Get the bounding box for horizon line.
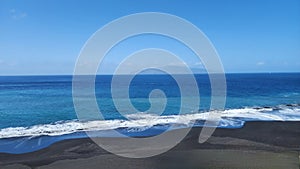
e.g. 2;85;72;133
0;72;300;77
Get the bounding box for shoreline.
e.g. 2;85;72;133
0;121;300;169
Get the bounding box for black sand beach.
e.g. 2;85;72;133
0;121;299;169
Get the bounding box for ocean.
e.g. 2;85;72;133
0;73;299;154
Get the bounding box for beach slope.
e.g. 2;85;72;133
0;121;300;169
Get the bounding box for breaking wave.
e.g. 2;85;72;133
0;104;299;139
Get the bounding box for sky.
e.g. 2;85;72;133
0;0;300;75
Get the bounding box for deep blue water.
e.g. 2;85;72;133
0;73;299;153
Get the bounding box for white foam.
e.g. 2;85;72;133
0;105;299;139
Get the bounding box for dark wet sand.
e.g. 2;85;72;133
0;121;300;169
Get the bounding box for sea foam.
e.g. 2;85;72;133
0;104;299;139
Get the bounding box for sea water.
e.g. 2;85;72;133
0;73;299;153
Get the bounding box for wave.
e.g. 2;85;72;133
0;104;299;139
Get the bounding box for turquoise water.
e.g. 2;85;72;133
0;73;299;153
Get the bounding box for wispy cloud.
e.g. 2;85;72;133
256;61;265;66
167;62;187;67
9;9;27;20
194;62;203;66
0;59;17;67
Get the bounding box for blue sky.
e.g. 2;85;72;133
0;0;300;75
